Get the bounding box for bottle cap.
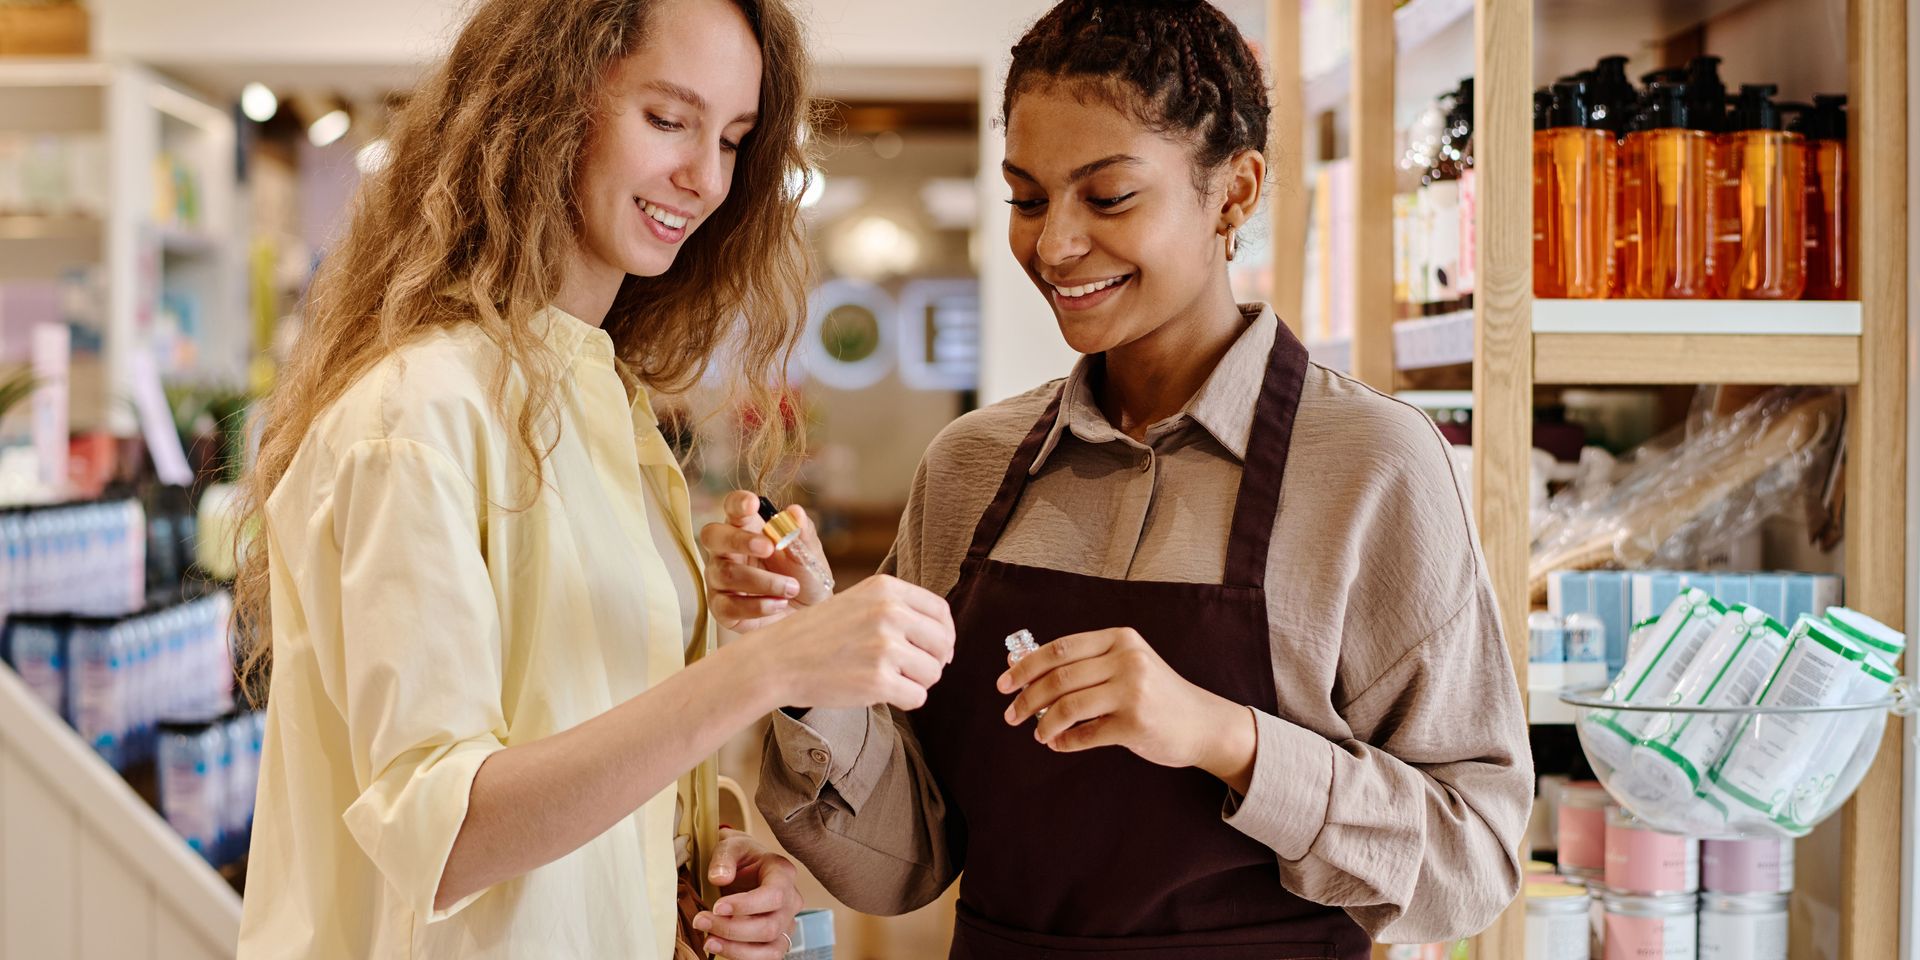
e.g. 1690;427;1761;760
1732;83;1785;132
1534;88;1554;131
1550;80;1596;129
1685;56;1729;132
1799;94;1848;141
758;496;801;549
1588;55;1635;133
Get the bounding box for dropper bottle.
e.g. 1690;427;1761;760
757;497;835;594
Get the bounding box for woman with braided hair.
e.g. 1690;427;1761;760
715;1;1532;955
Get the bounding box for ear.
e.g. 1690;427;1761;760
1216;148;1265;234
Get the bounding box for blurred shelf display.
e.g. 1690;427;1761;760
0;60;243;437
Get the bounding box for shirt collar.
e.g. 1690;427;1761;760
1028;303;1279;474
536;304;617;363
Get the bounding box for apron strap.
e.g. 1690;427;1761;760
1222;323;1309;589
963;385;1067;563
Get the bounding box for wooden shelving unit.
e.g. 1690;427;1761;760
1470;1;1908;958
1276;0;1908;957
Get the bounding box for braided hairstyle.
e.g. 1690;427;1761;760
1002;0;1270;197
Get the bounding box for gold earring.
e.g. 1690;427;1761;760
1224;227;1238;262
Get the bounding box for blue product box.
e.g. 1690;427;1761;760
1750;574;1790;626
1590;571;1629;675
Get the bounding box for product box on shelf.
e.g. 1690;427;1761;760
1549;569;1842;680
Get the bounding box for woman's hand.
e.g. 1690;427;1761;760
695;828;803;959
702;491;833;632
745;574;955;711
997;627;1258;792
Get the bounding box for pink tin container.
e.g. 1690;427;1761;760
1604;807;1699;896
1702;838;1794;895
1557;781;1611;881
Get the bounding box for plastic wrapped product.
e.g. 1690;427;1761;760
1704;616;1868;824
1582;589;1724;774
1772;653;1898;833
1824;606;1905;664
1625;605;1791;808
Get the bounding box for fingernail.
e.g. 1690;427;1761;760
694;915;712;932
717;902;734;916
1003;705;1017;724
995;673;1012;692
785;580;799;598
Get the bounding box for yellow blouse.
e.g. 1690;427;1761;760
238;307;716;959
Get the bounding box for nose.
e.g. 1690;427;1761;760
672;139;728;203
1035;206;1089;266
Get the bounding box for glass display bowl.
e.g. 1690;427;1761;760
1558;685;1903;839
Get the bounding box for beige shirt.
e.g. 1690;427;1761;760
239;308;711;959
758;305;1531;944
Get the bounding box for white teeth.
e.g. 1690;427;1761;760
640;201;689;230
1053;275;1127;298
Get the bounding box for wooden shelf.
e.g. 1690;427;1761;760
1534;332;1862;385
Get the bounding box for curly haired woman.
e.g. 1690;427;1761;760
232;1;956;956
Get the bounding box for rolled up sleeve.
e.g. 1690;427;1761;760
1238;590;1531;944
320;438;508;922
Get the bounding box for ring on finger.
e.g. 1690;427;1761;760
779;931;794;953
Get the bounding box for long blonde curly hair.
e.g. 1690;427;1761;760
232;0;814;696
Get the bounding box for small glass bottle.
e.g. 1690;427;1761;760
1625;84;1715;299
1535;80;1617;299
1797;94;1848;300
757;497;835;593
1725;85;1808;300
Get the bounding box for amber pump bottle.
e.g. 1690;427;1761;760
1532;88;1553;294
1535;81;1616;299
1588;56;1636;295
1624;84;1714;299
1724;85;1808;300
1795;95;1848;300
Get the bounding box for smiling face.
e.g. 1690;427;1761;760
1003;84;1234;356
573;0;763;284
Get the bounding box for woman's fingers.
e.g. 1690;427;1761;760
703;935;786;960
700;520;773;560
997;628;1125;693
1006;656;1115;726
710;558;799;599
1030;686;1122;743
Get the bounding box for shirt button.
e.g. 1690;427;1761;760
808;748;830;766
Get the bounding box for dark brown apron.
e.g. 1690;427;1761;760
912;323;1370;960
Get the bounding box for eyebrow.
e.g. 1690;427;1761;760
1002;154;1145;184
640;79;759;126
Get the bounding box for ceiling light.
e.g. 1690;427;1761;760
240;83;278;123
308;109;350;148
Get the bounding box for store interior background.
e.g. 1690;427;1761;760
0;0;1916;958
